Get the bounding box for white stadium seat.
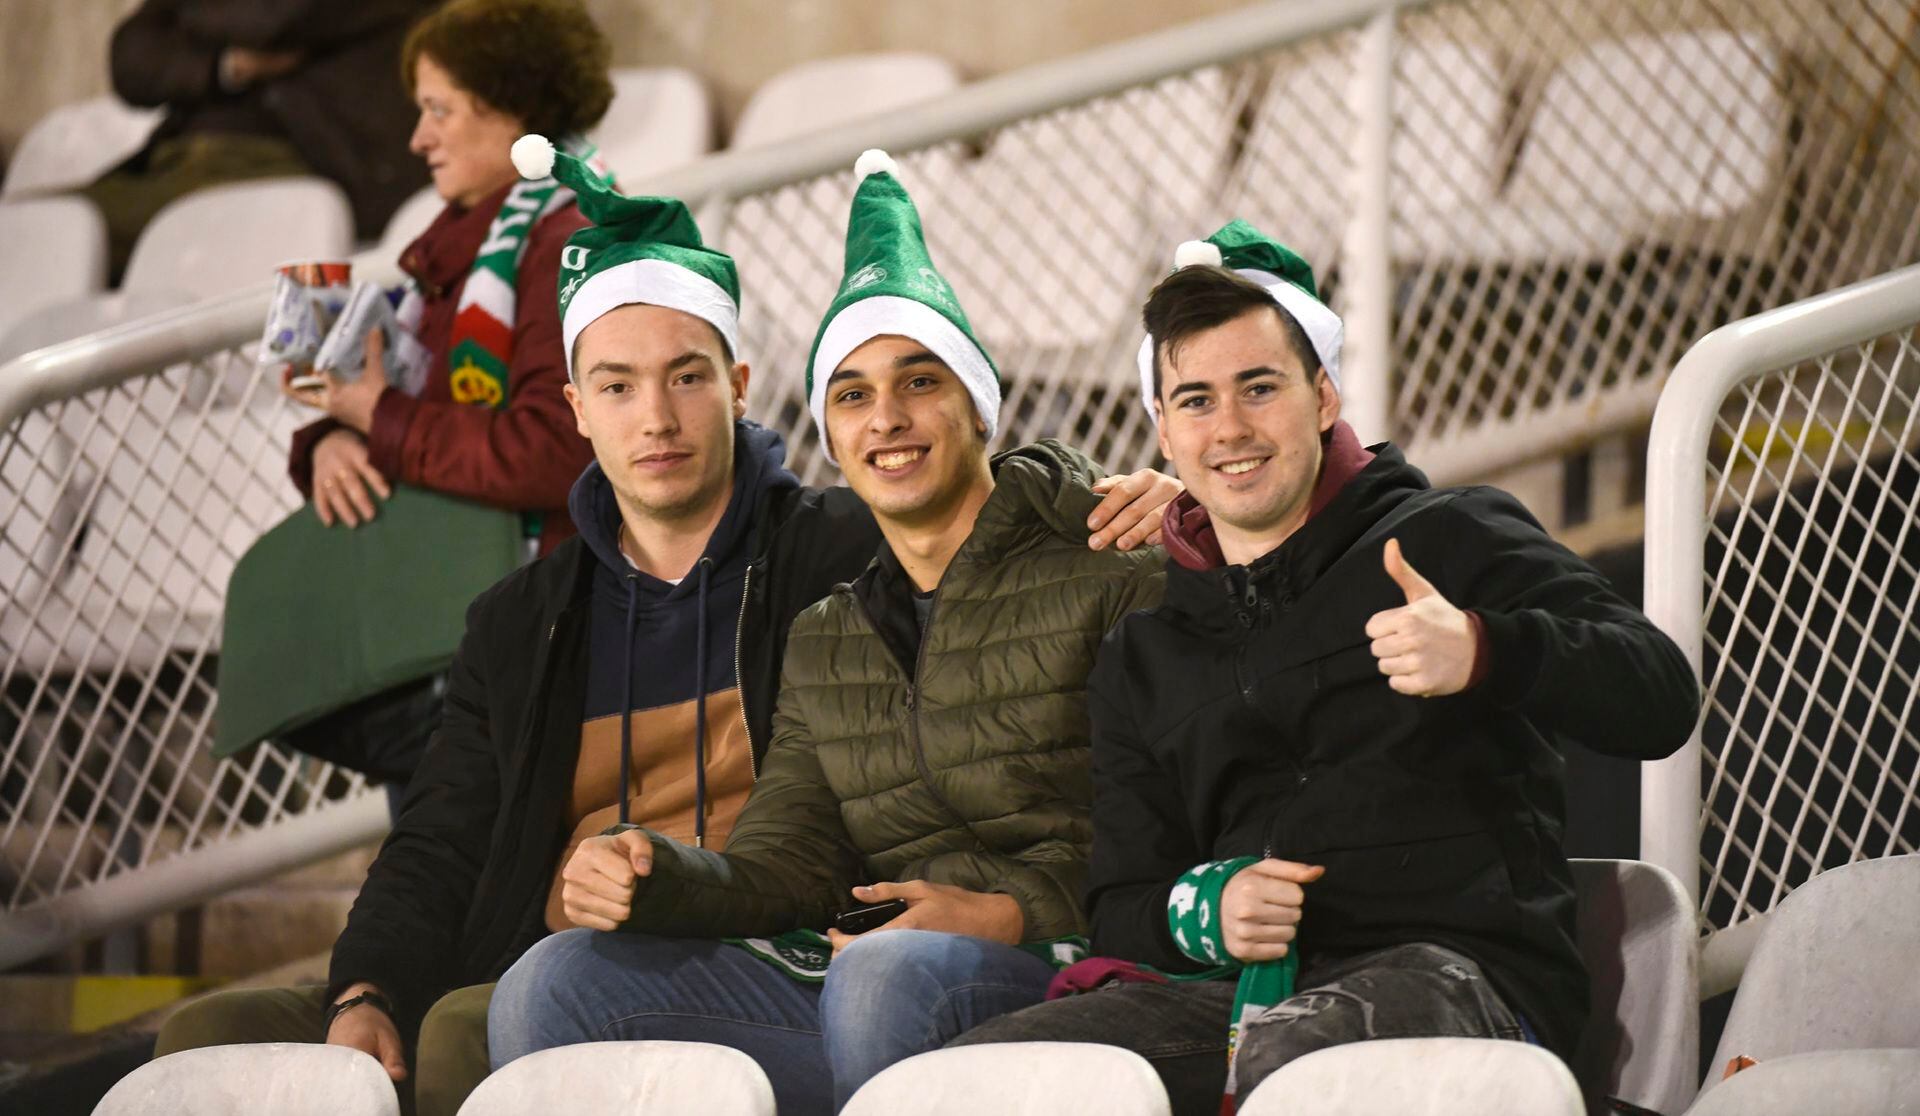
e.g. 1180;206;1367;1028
1569;858;1699;1116
1683;1049;1920;1116
730;53;961;150
459;1041;774;1116
594;67;714;186
92;1043;399;1116
1;95;161;200
122;177;356;302
718;53;964;377
939;66;1238;355
1477;31;1787;261
1237;1037;1583;1116
1703;856;1920;1085
364;186;446;268
841;1043;1171;1116
0;197;109;344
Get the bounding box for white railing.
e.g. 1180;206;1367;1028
1643;264;1920;995
5;0;1918;967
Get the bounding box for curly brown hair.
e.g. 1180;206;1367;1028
402;0;614;138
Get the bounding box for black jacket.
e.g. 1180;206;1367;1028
111;0;431;236
327;448;882;1037
1084;445;1697;1061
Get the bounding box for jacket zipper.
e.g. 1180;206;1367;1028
735;563;757;781
851;588;970;828
1230;573;1308;861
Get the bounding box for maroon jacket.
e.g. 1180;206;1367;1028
289;183;594;554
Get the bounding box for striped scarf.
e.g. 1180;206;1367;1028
1168;857;1300;1114
445;136;609;408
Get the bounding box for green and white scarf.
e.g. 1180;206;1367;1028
726;929;1090;984
442;135;609;409
1169;857;1300;1113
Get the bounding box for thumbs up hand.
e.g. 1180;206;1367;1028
1365;538;1477;697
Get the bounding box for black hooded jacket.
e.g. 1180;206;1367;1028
327;423;881;1036
1083;444;1698;1061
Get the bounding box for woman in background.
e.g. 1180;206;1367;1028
289;0;609;558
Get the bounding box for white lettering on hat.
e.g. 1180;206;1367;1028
916;267;950;304
562;245;591;271
847;263;888;291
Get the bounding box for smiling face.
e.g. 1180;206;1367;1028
823;334;993;529
565;303;748;527
1155;306;1340;565
409;54;525;208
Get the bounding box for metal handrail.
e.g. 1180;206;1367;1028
0;0;1416;435
1641;262;1920;994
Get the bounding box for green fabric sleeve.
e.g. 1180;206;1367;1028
617;671;866;939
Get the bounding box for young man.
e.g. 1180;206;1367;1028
486;151;1169;1114
149;145;1173;1116
948;222;1701;1113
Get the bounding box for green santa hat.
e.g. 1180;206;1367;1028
1137;219;1344;422
511;134;741;378
807;149;999;465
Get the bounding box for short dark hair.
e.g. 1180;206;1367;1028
403;0;614;139
1142;266;1320;401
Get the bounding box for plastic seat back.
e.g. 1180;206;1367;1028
731;53;960;150
841;1043;1171;1116
459;1041;774;1115
92;1043;399;1116
0;197;109;341
2;96;161;199
1569;858;1699;1116
1505;31;1786;258
123;178;355;301
1708;855;1920;1074
593;67;714;185
1685;1049;1920;1116
1237;1037;1583;1116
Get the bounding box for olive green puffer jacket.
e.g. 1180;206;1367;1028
618;441;1165;941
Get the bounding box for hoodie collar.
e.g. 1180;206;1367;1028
567;420;799;593
1162;420;1375;572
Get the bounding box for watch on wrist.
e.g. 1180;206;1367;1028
323;989;395;1035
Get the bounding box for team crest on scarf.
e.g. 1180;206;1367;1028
446;138;611;408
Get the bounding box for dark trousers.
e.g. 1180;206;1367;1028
948;942;1526;1116
81;133;311;281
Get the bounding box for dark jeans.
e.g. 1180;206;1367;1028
488;928;1058;1115
948;942;1525;1116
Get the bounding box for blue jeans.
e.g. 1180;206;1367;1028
488;928;1057;1115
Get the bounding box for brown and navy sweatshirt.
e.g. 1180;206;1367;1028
545;422;800;929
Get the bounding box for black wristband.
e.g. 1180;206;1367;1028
323;989;395;1036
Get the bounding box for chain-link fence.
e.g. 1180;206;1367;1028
1695;329;1919;932
717;0;1920;487
4;0;1919;964
1;343;373;962
1643;265;1920;984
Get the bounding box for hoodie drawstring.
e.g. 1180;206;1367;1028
617;574;639;827
693;557;713;849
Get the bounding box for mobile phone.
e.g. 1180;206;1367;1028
833;898;907;935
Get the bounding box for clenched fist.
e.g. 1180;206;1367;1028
560;829;653;931
1220;859;1324;963
1366;538;1479;697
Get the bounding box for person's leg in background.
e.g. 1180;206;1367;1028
487;929;833;1116
945;978;1237;1116
413;983;494;1116
79;133;311;282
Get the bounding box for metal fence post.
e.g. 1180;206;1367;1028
1343;8;1397;445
